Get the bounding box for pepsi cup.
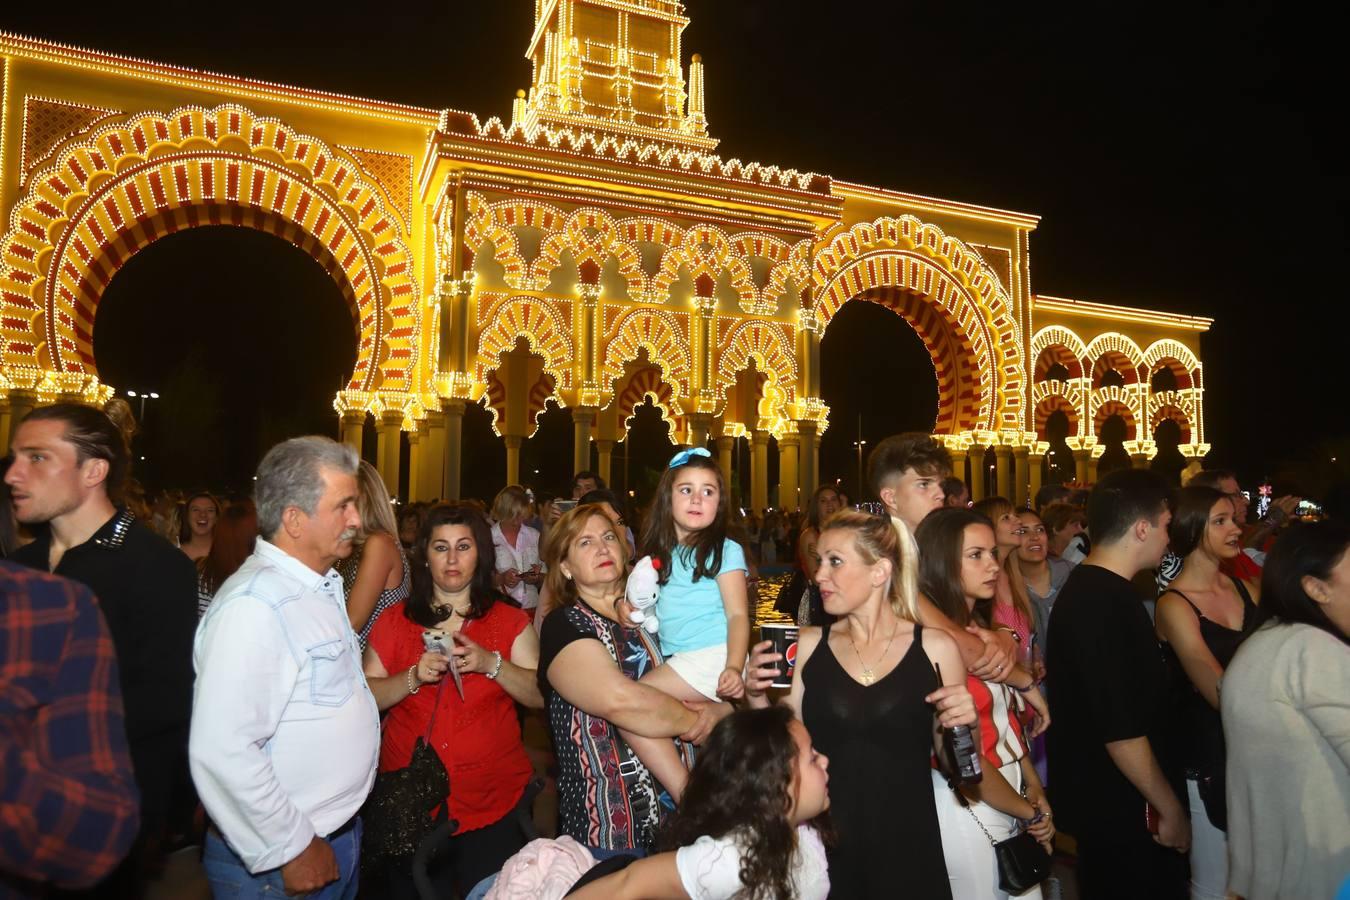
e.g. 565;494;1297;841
759;623;799;689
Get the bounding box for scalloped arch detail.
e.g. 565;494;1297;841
0;104;418;391
1150;402;1193;443
463;194;568;290
1089;385;1142;439
530;208;646;297
653;223;759;312
810;215;1023;431
1031;326;1088;381
601;308;692;399
1085;332;1145;387
614;365;680;437
1033;380;1084;437
1142;339;1200;390
477;297;574;389
715;319;797;421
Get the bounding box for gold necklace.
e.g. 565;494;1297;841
849;626;898;685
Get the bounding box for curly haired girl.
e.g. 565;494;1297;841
569;706;831;900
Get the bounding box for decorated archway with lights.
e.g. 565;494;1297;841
1;2;1211;504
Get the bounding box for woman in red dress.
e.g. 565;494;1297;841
363;503;543;898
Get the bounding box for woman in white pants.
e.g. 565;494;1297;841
917;508;1056;899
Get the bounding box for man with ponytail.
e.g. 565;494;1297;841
866;433;1019;683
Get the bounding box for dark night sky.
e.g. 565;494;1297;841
5;1;1346;498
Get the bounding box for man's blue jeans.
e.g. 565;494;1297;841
202;819;362;899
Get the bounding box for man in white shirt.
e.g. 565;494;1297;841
190;437;378;899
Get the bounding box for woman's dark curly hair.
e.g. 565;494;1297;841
405;502;508;627
658;706;817;900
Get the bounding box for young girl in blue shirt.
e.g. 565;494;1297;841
620;447;750;800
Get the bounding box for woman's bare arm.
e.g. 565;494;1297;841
345;532;401;634
567;853;689;900
547;639;699;738
1156;592;1224;709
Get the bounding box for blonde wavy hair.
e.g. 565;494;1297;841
820;510;920;622
354;460;398;542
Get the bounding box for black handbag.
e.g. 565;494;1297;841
1196;767;1227;832
954;789;1052;894
360;677;450;872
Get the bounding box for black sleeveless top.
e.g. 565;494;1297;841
1161;578;1262;773
801;622;951;899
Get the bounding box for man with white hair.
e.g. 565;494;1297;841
189;437;377;899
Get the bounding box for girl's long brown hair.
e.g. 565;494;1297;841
640;453;729;585
915;508;995;628
658;706;817;900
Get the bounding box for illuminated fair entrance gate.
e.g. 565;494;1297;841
1;4;1211;504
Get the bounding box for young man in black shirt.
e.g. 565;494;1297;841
5;403;197;897
1046;467;1189;898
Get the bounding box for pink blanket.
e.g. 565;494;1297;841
484;836;598;900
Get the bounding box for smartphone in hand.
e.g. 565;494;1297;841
422;629;464;699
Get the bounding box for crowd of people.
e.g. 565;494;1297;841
2;402;1347;900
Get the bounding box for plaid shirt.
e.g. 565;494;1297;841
0;561;139;896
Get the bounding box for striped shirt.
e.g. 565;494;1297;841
968;674;1028;768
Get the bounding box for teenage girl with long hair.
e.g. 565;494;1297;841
972;497;1039;656
916;508;1054;899
620;447;750;800
472;712;831;900
1155;485;1261;900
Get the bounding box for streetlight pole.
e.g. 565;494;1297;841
853;413;866;500
124;389;160;421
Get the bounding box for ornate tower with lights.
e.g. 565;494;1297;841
516;0;715;149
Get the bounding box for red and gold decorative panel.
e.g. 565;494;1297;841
19;96;120;185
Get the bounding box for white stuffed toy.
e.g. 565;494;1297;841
625;555;662;634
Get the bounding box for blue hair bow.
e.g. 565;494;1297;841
668;446;712;468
